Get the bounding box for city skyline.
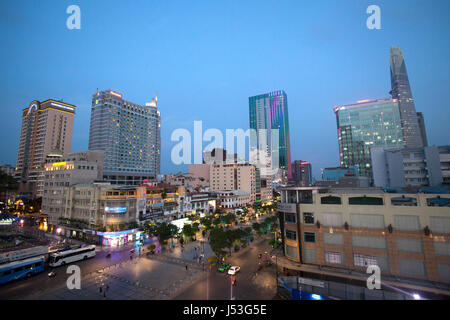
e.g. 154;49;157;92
1;1;449;180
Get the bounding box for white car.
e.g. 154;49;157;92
228;266;241;275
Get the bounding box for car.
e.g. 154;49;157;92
218;263;231;272
228;266;240;275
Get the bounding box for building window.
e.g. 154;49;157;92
285;230;297;241
285;213;296;224
321;196;342;205
285;245;298;259
304;232;316;243
325;251;344;265
354;254;377;268
349;196;383;206
303;212;314;224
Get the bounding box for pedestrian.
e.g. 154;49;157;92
185;265;188;271
99;286;102;294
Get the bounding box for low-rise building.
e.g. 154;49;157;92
321;166;359;181
42;150;104;224
214;190;250;209
439;146;450;185
371;146;443;188
278;186;450;288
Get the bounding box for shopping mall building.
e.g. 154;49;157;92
277;186;450;298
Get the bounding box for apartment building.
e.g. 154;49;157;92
210;163;256;203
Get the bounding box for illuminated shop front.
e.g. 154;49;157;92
97;229;144;247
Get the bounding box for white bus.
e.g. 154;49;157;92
49;245;96;267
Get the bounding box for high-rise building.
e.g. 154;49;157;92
416;112;428;147
88;90;160;185
291;160;312;187
15;99;76;197
209;162;256;203
334;98;404;178
390;46;424;148
249;90;292;178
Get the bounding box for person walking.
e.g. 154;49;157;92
185;265;188;271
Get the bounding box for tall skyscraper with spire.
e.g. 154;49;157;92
389;46;424;148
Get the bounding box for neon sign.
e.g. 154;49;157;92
105;207;127;214
50;102;75;112
26;101;39;116
109;91;123;98
52;162;67;166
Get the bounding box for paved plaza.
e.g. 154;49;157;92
25;254;206;300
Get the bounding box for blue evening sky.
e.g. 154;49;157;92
0;0;449;179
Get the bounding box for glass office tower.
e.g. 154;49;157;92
390;46;424;148
249;90;292;178
88;90;160;185
334;98;404;178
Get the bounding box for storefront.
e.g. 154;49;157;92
97;229;144;247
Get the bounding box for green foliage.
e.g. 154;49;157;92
0;171;18;192
252;222;261;231
209;227;228;260
182;224;195;239
153;222;179;242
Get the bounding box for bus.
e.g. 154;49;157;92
49;245;96;267
0;256;45;285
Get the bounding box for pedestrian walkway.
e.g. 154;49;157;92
25;252;206;300
162;235;214;263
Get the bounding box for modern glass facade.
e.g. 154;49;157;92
390;46;424;148
334;98;404;178
88;90;160;184
249;90;291;178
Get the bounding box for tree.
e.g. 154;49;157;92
209;227;228;261
252;222;261;232
0;171;18;192
213;218;221;227
200;216;213;230
182;224;194;240
155;222;179;243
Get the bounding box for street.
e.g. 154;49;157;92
0;215;279;300
174;237;277;300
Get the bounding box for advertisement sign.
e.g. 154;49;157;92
105;207;128;214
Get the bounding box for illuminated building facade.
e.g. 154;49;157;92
334;98;404;178
88;90;160;185
15;99;76;198
249;90;292;179
41;150;104;224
